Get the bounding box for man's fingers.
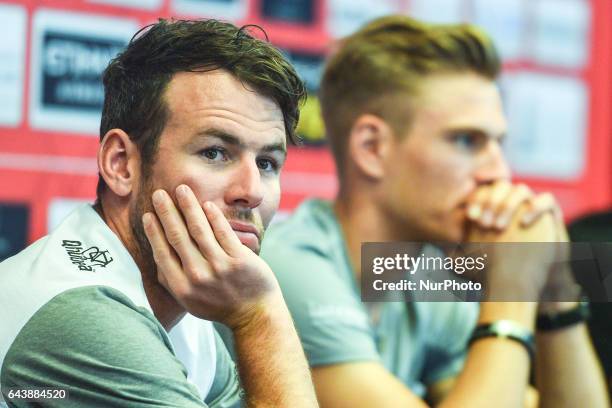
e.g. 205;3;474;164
142;211;190;297
481;182;513;227
151;189;204;280
175;185;227;261
492;184;532;229
467;185;490;221
521;193;559;227
523;193;570;243
203;201;243;256
468;181;513;228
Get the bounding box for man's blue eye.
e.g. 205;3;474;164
451;133;484;150
455;134;476;147
201;147;227;161
257;158;278;172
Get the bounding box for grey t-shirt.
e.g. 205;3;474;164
0;205;241;408
1;286;239;408
260;199;478;396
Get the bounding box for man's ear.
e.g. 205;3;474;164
97;129;140;197
348;114;395;180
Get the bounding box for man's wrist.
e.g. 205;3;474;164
538;301;578;314
479;302;537;329
536;300;590;331
227;290;290;335
469;320;535;362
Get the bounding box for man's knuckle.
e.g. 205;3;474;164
184;264;201;281
216;228;231;241
516;184;531;196
495;203;509;214
167;229;183;247
156;203;171;218
176;286;191;301
191;273;208;287
227;257;244;272
210;257;229;273
152;251;163;265
189;222;206;240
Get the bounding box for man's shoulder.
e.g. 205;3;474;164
0;203;153;365
262;199;353;289
1;286;207;407
262;199;349;274
0;234;49;276
264;199;339;250
1;285;171;383
5;285;166;357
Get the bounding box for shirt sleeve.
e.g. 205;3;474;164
204;330;242;408
420;302;479;386
1;286;208;408
262;241;380;367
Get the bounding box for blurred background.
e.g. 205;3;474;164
0;0;610;262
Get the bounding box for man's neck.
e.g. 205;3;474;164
94;199;186;331
333;194;420;283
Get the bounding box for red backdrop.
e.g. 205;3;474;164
0;0;609;246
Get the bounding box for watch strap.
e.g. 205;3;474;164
536;301;590;331
469;320;535;361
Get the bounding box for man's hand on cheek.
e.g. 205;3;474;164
141;184;280;330
466;181;563;235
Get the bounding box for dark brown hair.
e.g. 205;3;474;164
97;18;305;197
320;15;501;177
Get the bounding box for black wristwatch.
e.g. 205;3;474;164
536;301;590;331
469;320;535;362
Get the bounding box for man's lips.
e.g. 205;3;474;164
228;220;261;251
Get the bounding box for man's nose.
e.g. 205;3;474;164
474;140;511;185
224;157;264;209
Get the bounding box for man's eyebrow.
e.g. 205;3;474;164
196;128;241;145
195;128;287;156
445;127;506;142
261;142;287;157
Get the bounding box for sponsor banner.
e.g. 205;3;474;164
87;0;163;10
472;0;526;60
284;50;326;144
0;4;27;127
361;242;611;302
29;9;138;135
501;73;588;180
531;0;590;69
408;0;464;24
326;0;403;38
285;50;324;91
172;0;248;20
0;203;29;262
261;0;314;24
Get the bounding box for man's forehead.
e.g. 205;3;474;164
165;70;284;121
162;70;286;142
417;73;502;109
413;73;506;133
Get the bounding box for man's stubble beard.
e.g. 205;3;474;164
128;175;267;277
130;174;157;279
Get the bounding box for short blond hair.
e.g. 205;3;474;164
320;15;500;177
